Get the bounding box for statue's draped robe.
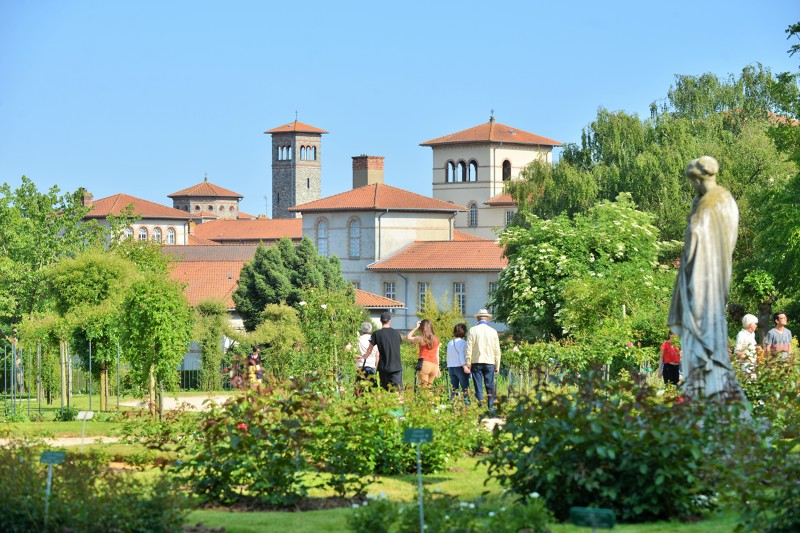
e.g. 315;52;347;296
668;187;742;398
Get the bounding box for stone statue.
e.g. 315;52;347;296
668;156;744;399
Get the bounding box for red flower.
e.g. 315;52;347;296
237;423;248;432
675;396;684;404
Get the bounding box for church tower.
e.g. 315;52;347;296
265;120;328;219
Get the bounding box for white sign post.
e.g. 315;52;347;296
77;411;94;454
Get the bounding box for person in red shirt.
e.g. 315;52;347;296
658;332;681;386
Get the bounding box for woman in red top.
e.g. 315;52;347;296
406;319;440;387
658;332;681;386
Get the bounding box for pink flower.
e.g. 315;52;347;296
237;423;248;432
626;342;634;348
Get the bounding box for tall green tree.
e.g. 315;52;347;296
233;237;348;331
119;275;192;414
193;299;229;391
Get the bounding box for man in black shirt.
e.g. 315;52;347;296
365;311;403;390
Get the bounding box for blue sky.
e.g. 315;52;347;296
1;0;797;216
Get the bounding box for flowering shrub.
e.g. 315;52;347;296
484;371;750;522
348;490;552;533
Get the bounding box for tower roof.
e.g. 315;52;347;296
420;117;560;147
264;120;328;134
168;178;243;199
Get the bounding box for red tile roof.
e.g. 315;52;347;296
192;219;302;242
237;211;256;219
264;120;328;134
355;288;405;309
290;183;466;213
368;241;507;271
170;261;243;308
485;192;517;206
85;194;195;220
453;230;491;241
163;244;259;262
421;118;560;147
187;235;220;245
168;179;243;199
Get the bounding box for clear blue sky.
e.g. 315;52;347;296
1;0;797;216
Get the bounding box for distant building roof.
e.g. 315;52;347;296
264;120;329;134
485;192;516;206
187;234;220;245
453;230;491;241
168;179;243;199
85;194;195;220
192;218;303;242
421;117;560;147
170;261;243;308
354;288;405;309
163;244;259;262
368;240;507;272
290;183;466;213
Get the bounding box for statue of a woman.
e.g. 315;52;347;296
668;156;744;399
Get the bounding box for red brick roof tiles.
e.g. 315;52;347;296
290;183;466;213
485;192;517;206
163;244;260;262
368;240;507;272
187;235;220;245
168;180;243;199
170;261;243;308
192;219;303;242
86;194;196;220
264;120;329;134
354;288;404;309
453;230;491;241
421;118;560;147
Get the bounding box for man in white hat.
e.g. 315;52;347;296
735;314;760;374
465;308;501;411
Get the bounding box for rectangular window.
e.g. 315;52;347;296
453;282;466;316
417;282;430;311
506;209;516;226
384;281;396;301
488;282;499;314
351;280;361;289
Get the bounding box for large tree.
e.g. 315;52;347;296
233;237;348;331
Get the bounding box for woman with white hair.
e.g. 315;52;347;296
355;321;379;395
734;314;760;374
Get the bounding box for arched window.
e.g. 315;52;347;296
311;146;317;160
348;218;361;259
445;161;455;183
166;227;176;245
207;205;214;212
456;161;466;182
300;146;306;160
502;160;511;181
124;226;134;240
229;206;235;212
152;227;162;243
468;160;478;181
138;227;148;241
194;205;200;211
468;202;478;227
316;218;329;256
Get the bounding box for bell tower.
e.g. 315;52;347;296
265;120;328;219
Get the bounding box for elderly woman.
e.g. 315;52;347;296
734;314;759;375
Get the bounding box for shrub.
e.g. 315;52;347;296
54;406;78;421
484;370;749;522
118;403;200;452
0;440;188;533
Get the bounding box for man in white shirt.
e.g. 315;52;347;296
465;308;501;411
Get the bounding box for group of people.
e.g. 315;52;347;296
355;309;502;409
657;311;793;386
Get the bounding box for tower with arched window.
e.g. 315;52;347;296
265;120;328;219
421;116;560;239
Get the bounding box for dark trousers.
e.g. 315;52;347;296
471;363;496;409
663;363;680;386
448;366;471;403
379;370;403;391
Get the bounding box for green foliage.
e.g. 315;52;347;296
0;441;188;533
54;406;79;422
194;298;229;391
348;491;553;533
232;237;349;331
484;372;750;522
417;289;465;349
249;303;305;379
494;193;669;341
118;404;201;452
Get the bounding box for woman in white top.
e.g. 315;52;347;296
446;323;470;402
356;321;379;373
734;313;759;376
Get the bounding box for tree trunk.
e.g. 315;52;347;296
148;364;156;416
757;300;773;345
59;340;67;411
99;365;107;412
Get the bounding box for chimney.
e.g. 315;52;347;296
81;188;93;207
352;155;384;188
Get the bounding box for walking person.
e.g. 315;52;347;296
657;332;681;386
364;312;404;391
735;314;760;376
355;321;378;395
764;312;792;360
406;319;441;387
446;323;470;403
466;308;501;413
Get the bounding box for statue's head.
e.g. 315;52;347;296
685;156;719;194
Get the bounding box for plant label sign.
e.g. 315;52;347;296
40;451;66;465
77;411;94;420
569;506;616;529
403;428;433;443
